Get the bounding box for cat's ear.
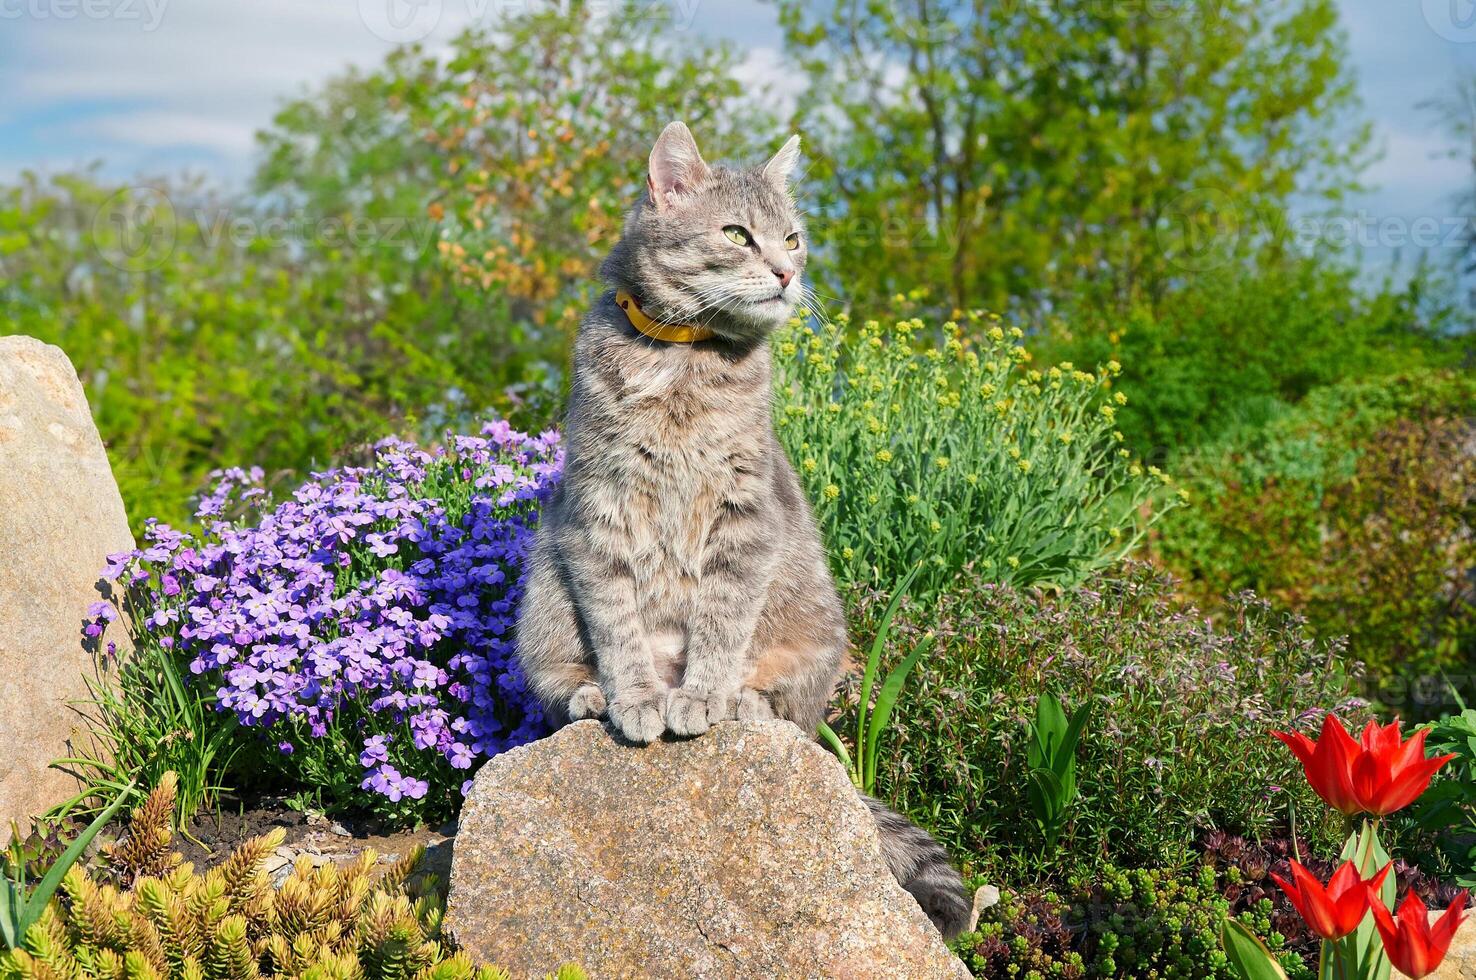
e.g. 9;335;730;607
762;134;802;186
647;121;710;210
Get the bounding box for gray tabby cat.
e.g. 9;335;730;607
515;121;969;940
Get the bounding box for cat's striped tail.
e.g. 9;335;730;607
863;795;971;940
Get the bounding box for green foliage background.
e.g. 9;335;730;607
2;0;1475;957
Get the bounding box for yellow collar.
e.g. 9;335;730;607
615;289;716;343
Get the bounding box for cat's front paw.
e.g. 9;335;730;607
607;689;667;743
666;685;738;737
566;683;607;721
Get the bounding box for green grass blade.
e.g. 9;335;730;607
858;562;924;750
816;722;857;787
22;780;133;934
863;633;934;792
1221;918;1289;980
1;879;18;950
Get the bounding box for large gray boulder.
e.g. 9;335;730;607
0;336;133;830
446;719;970;979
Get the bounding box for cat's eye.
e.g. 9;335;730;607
723;225;752;246
785;233;801;251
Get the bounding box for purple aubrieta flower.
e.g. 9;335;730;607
361;763;430;802
100;421;562;813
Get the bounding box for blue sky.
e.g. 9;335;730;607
0;0;1471;279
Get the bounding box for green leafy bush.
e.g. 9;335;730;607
1;775;584;980
1156;371;1476;692
1;174;540;531
1060;257;1460;456
850;563;1366;883
774;308;1177;598
1409;702;1476;887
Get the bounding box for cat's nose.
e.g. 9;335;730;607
772;267;794;288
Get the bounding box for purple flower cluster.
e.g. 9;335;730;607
95;421;562;816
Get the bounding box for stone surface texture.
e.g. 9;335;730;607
446;719;970;980
0;336;133;829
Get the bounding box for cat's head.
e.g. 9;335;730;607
601;121;807;346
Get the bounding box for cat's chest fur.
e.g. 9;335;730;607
568;327;773;577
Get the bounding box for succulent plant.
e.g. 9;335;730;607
1;775;583;980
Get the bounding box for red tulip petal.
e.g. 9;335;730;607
1272;729;1316;768
1399;889;1432;926
1352;749;1391;814
1288;860;1340;939
1365;862;1393;894
1314;716;1366;814
1374;753;1457;816
1326;860;1363;898
1367;885;1399;945
1327;860;1378;935
1388;891;1437;978
1428;892;1469;953
1391;727;1428;769
1272;870;1322;939
1360;718;1389;753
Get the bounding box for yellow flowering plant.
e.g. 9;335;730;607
773;308;1177;597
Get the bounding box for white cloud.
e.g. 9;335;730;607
1;0;787;183
1366;127;1469;211
84;110;259;155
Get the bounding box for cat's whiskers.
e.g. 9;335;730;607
660;282;745;324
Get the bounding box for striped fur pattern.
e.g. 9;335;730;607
514;122;969;940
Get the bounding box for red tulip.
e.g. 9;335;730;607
1367;888;1468;979
1270;859;1388;941
1273;713;1363;814
1351;720;1455;817
1273;715;1455;817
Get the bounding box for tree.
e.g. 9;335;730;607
774;0;1371;322
257;2;773;341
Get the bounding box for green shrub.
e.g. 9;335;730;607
1;776;584;980
852;563;1366;883
1408;702;1476;887
1156;371;1476;693
0;174;550;531
1059;257;1461;457
54;639;239;823
774;308;1177;599
960;862;1313;979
